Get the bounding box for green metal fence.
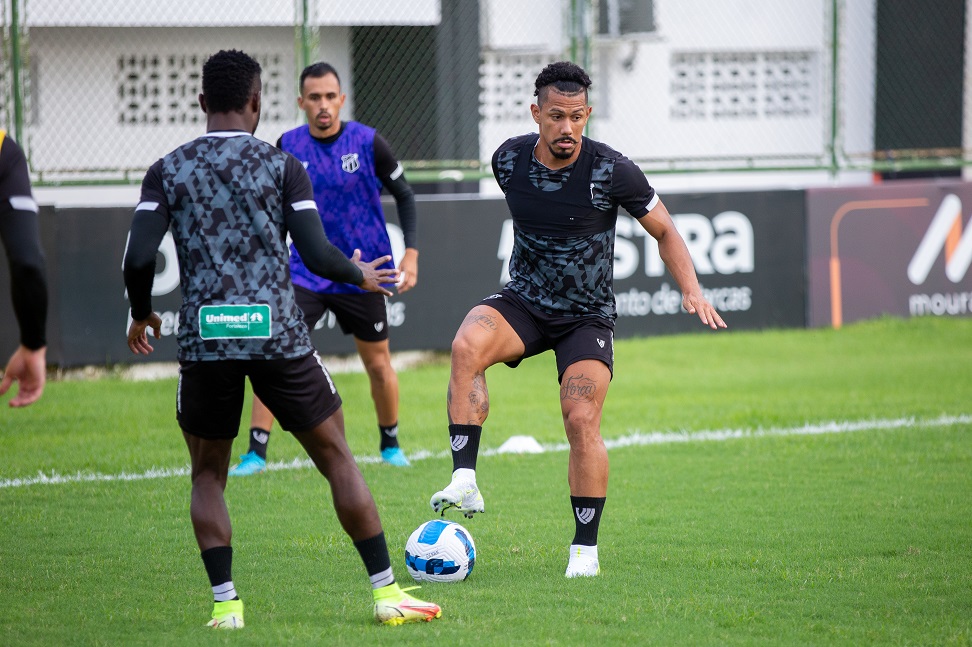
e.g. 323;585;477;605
1;0;969;185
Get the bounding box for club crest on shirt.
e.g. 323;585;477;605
341;153;360;173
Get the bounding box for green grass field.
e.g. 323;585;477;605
1;316;970;646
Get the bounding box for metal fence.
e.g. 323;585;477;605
1;0;969;185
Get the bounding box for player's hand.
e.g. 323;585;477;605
351;249;400;297
128;312;163;355
0;345;47;407
397;248;419;294
683;292;727;330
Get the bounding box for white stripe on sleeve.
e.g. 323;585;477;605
645;193;660;212
9;196;38;213
389;163;404;181
135;201;160;212
291;200;318;212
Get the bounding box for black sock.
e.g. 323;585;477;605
354;532;395;588
248;427;270;459
200;546;239;599
379;423;399;451
570;496;606;546
449;424;482;471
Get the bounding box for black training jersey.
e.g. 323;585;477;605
491;133;658;319
136;131;317;361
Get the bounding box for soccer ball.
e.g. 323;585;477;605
405;519;477;583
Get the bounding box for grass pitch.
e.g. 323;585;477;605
0;316;970;645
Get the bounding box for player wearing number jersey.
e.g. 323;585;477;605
122;49;440;629
430;61;727;578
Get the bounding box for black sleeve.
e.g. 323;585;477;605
611;156;657;218
0;135;48;349
374;133;417;249
282;155;364;285
372;132;399;179
491;144;516;194
287;209;364;285
123;162;170;320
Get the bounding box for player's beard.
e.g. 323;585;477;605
548;137;577;160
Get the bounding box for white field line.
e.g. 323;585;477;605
2;414;969;490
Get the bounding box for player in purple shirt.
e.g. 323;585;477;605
232;62;419;475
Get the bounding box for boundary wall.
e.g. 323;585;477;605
2;181;969;367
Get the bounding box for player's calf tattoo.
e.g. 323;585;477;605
560;373;597;403
447;384;454;424
466;372;489;423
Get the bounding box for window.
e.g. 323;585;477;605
671;51;816;120
117;53;286;126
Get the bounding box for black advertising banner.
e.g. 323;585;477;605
614;190;806;336
0;189;807;367
806;180;972;328
53;208;145;366
315;190;806;353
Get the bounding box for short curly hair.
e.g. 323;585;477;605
534;61;592;105
202;50;262;114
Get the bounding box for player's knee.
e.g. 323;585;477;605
363;357;394;382
451;331;481;367
563;406;601;438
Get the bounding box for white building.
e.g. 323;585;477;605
5;0;969;197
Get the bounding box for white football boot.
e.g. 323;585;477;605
430;469;484;519
565;544;600;578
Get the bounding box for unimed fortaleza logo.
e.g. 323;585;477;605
199;304;272;340
907;194;972;285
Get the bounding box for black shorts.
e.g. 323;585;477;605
478;289;615;382
295;286;389;342
177;351;342;439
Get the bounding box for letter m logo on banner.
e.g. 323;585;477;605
908;194;972;285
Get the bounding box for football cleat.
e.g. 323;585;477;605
373;583;442;626
565;545;600;578
206;599;244;629
380;446;411;467
228;451;266;477
430;478;484;519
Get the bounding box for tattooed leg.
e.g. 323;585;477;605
447;306;524;426
560;359;611;497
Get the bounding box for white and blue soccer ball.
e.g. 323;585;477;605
405;519;477;583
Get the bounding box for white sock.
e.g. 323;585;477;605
213;581;238;602
569;544;598;562
452;468;476;483
369;567;395;589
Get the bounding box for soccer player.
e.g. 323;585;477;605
231;62;418;476
429;61;727;577
0;130;48;408
123;50;440;629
